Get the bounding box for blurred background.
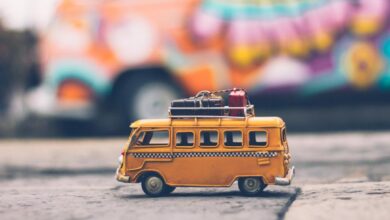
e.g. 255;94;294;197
1;0;390;137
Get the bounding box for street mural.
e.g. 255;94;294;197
183;0;390;94
37;0;390;117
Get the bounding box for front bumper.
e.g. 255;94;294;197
26;85;96;119
115;168;130;183
275;166;295;186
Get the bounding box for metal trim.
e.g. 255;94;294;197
116;168;130;183
168;105;255;118
275;166;295;186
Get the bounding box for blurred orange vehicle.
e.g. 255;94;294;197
28;0;220;122
116;105;294;196
27;0;390;123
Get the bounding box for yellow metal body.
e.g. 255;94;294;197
116;117;292;187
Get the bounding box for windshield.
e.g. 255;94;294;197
128;128;137;147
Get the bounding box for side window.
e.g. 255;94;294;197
224;131;242;147
176;132;194;147
136;130;169;146
249;131;267;147
200;130;218;147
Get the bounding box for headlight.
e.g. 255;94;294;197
118;155;123;165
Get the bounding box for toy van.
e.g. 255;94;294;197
116;90;294;196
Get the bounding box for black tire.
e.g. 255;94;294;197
238;177;267;196
165;185;176;194
141;174;169;197
114;70;182;124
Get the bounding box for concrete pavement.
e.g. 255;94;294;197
285;181;390;220
0;175;299;220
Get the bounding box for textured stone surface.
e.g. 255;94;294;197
0;175;298;220
0;138;123;170
289;132;390;184
285;181;390;220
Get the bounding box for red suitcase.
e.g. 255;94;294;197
228;89;248;116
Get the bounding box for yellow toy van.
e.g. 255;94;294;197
116;90;294;196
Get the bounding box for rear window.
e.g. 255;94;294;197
249;131;267;147
281;128;287;142
136;130;169;146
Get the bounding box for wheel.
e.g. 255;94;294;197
131;80;179;119
141;174;169;197
238;177;266;196
114;71;182;123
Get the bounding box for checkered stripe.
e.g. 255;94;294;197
131;151;278;158
132;153;172;159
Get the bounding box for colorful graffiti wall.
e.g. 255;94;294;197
169;0;390;96
37;0;390;117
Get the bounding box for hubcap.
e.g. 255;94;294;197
243;178;261;193
133;82;178;119
146;176;163;194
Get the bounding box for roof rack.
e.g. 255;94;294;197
168;105;255;119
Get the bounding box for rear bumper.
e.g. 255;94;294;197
275;166;295;186
115;168;130;183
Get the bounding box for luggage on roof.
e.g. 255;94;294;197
169;89;254;118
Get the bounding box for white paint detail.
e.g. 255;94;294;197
48;22;91;53
25;86;56;115
106;16;157;64
260;56;311;87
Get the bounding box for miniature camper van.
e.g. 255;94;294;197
116;89;294;196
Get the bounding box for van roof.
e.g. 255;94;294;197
130;117;285;128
